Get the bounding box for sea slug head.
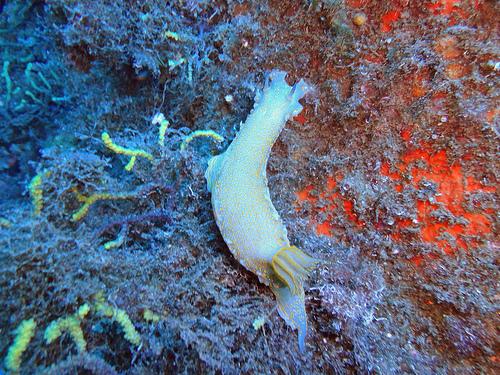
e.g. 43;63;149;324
259;70;314;121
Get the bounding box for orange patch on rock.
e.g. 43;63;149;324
385;141;495;258
295;174;365;236
427;0;467;18
295;131;494;264
381;161;401;180
343;200;365;228
316;220;333;236
391;218;413;241
411;253;439;266
326;176;337;191
296;185;316;203
346;0;370;8
445;63;470;79
434;35;461;60
381;10;401;32
427;0;468;22
401;128;412;143
410;254;425;267
411;69;432;98
293;112;307;125
364;52;386;64
485;107;499;123
427;0;460;15
412;82;427;99
466;176;496;193
232;2;250;16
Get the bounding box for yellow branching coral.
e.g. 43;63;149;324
94;294;141;346
4;318;37;372
72;191;135;222
28;172;45;216
44;303;90;353
93;293;114;316
180;130;224;151
152;113;170;146
101;131;153;171
103;226;127;250
77;303;91;319
143;309;161;323
113;310;141;346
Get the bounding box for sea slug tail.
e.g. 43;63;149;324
270;246;319;351
271;246;318;295
270;282;308;352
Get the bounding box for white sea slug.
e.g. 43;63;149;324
205;71;317;351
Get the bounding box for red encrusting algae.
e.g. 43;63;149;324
389;140;494;256
381;10;401;32
296;130;495;264
296;173;365;237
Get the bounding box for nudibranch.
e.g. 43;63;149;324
205;71;317;351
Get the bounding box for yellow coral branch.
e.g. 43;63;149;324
28;171;50;216
124;156;137;171
152;113;170;146
103;226;127;250
101;131;153;171
94;295;141;346
71;192;135;222
44;304;90;352
4;318;37;372
143;309;161;323
180;130;224;151
114;310;141;346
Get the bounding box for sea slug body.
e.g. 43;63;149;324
205;71;317;351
